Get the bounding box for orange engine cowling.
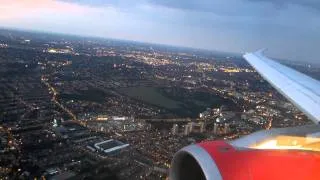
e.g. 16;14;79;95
170;140;320;180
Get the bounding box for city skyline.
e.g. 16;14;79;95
1;0;320;63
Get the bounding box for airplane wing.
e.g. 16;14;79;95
170;50;320;180
243;50;320;124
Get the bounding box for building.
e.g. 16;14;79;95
213;123;218;134
213;123;230;135
94;139;129;155
184;124;191;136
224;123;230;134
184;122;205;135
200;122;205;133
171;124;179;135
97;115;109;121
199;108;211;119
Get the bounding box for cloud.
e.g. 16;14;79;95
247;0;320;11
0;0;156;39
147;0;320;14
146;0;277;17
0;0;320;62
0;0;100;21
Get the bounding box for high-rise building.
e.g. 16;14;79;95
224;123;230;134
213;123;218;134
184;122;205;135
199;122;205;133
184;124;191;136
189;123;194;132
171;124;179;135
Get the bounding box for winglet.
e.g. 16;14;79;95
256;48;267;55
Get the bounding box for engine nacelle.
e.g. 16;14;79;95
170;140;320;180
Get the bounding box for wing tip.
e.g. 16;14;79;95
243;48;267;58
256;48;268;54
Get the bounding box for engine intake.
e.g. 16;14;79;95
170;135;320;180
170;144;222;180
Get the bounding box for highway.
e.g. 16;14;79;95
41;76;77;120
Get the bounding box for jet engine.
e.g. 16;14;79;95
170;125;320;180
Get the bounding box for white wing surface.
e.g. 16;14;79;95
243;50;320;124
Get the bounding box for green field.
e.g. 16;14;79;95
119;86;238;118
119;87;181;109
59;86;237;118
60;88;110;103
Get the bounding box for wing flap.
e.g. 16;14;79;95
243;51;320;124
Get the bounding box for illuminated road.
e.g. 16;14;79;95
41;76;77;120
0;125;18;154
266;117;273;130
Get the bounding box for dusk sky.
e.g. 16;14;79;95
1;0;320;62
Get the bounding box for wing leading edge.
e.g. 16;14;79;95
243;50;320;124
